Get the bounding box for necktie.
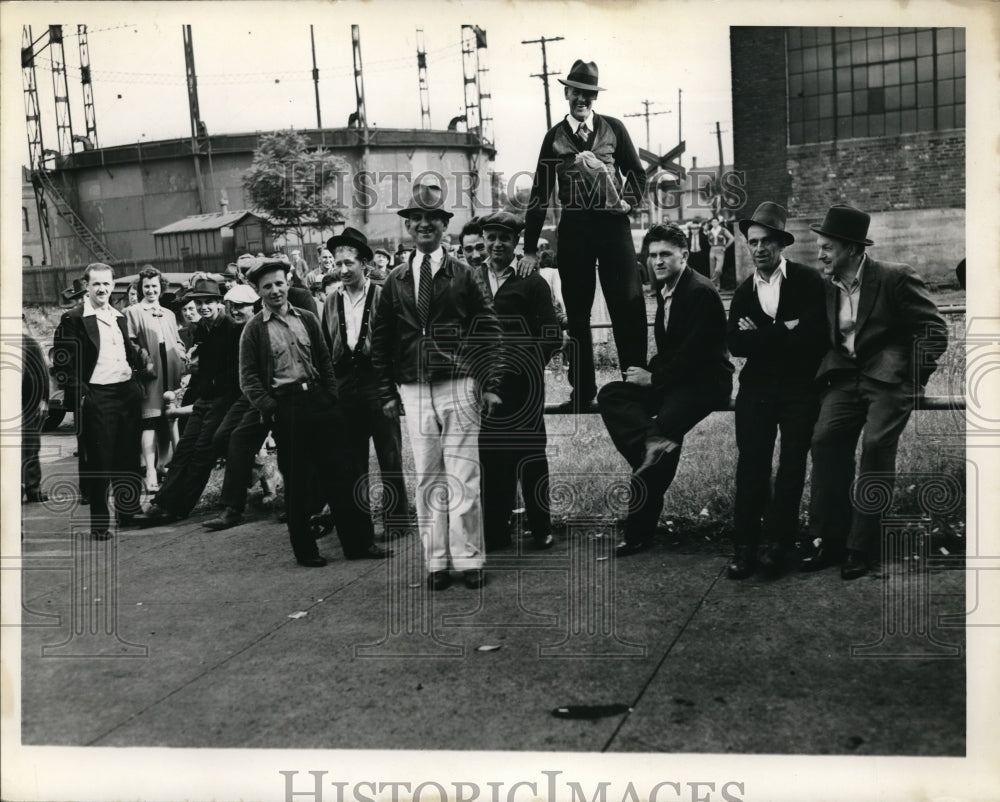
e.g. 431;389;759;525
417;253;433;333
577;122;590;142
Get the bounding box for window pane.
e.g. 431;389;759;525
852;40;867;62
817;27;833;44
818;118;834;140
818;69;834;92
869;114;885;136
789;122;803;144
819;95;834;117
805;97;819;119
955;51;965;76
789;97;804;120
900;60;915;83
853;116;868;137
836;42;851;63
804;120;819;141
885;112;901;136
955;28;965;50
789;50;803;73
901;110;917;132
938;78;954;104
803;72;818;94
884;62;901;85
937;28;954;52
802;28;817;46
817;45;833;68
900;32;916;57
937;53;954;79
885;86;901;110
853;66;868;88
916;29;934;55
836;67;851;88
789;73;803;96
835;27;852;43
956;103;964;126
868;37;883;61
917;55;934;81
836;91;852;113
868;87;886;113
917;81;935;107
853;89;868;113
883;34;899;60
938;105;955;129
851;27;867;41
917;107;934;130
868;64;884;87
901;84;916;108
837;116;853;138
787;29;801;48
956;78;965;102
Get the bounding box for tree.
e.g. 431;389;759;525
243;130;349;246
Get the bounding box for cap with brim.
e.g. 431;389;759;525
397;182;454;220
326;226;374;261
808;204;874;246
557;60;604;92
480;210;525;235
224;284;259;305
245;258;291;286
738;201;795;246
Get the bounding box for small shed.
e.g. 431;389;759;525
152;210;274;262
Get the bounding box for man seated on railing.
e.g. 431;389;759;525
597;223;734;557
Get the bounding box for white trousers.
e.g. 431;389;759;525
398;377;485;572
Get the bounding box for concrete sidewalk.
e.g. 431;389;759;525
18;433;965;755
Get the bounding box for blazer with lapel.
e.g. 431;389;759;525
727;260;828;394
648;267;733;398
816;257;948;388
53;302;142;404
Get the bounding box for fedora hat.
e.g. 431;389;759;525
184;277;223;300
245;258;291;287
557;60;605;92
397;182;454;220
738;202;795;246
809;204;874;246
326;227;374;261
60;278;87;307
479;210;524;235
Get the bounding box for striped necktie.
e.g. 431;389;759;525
417;253;433;332
577;122;590;142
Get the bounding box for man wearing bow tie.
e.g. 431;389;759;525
519;59;648;413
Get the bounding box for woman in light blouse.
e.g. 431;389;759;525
125;265;187;491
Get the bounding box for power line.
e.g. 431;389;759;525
522;35;563;130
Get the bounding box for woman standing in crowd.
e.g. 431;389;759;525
125;265;187;491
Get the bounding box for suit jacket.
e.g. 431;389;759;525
816;257;948;388
727;260;828;394
649;267;734;398
53;302;143;407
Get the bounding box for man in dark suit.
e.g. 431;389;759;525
519;59;648;412
52;263;144;539
598;223;733;557
22;316;50;503
726;203;828;580
800;204;948;580
475;211;562;552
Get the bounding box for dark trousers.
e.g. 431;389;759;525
155;395;234;517
479;380;551;548
216;396;269;513
808;371;915;555
598;379;725;544
336;370;409;529
733;389;818;549
271;387;374;562
557;211;648;403
22;406;43;494
81;382;142;531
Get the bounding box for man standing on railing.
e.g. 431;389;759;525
726;203;828;580
598;224;733;557
519;59;648;413
799;204;948;580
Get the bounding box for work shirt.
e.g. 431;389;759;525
660;267;686;332
84;297;132;384
832;255;867;359
264;303;316;387
341;279;371;351
752;258;787;320
486;262;516;297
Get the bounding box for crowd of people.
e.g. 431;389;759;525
32;57;950;588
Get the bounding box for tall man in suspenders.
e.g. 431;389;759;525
321;228;410;535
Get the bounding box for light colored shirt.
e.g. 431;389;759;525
565;112;595;137
486;262;516;297
340;279;370;351
263;303;315;387
83;297;132;384
659;267;686;332
410;247;445;302
752;258;787;320
832;255;866;359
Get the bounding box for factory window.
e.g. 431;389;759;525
23;207;30;232
23;255;33;267
787;27;964;144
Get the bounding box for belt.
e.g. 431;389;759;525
272;380;318;397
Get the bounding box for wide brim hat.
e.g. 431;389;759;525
479;210;525;235
60;278;87;307
397;182;454;220
184;278;224;300
809;204;874;246
245;258;291;286
557;60;604;92
326;227;374;261
738;201;795;246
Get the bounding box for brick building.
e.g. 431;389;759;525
730;27;965;283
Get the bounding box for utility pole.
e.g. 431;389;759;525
310;25;321;128
522;35;564;130
624;99;671;151
677;88;683;163
714;121;726;176
416;28;431;129
182;25;206;213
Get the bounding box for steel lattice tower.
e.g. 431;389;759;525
77;25;99;148
416;28;431;130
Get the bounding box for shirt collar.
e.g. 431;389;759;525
83;297;122;318
660;267;686;300
833;253;866;291
753;257;787;288
566;112;595;134
340;278;370;299
262;302;300;322
489;260;517;278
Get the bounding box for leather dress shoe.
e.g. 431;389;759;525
615;540;651;558
797;540;844;572
133;506;177;528
24;490;49;503
841;549;870;580
633;436;678;479
757;542;789;578
297;555;328;568
91;529;113;541
427;570;451;591
345;544;393;560
463;569;485;589
726;546;756;580
202;507;244;531
533;532;555;550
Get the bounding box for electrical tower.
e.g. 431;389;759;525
460;25;493;144
22;26;45;172
77;25;99;148
48;25;76;157
416;28;431;129
352;24;368;130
